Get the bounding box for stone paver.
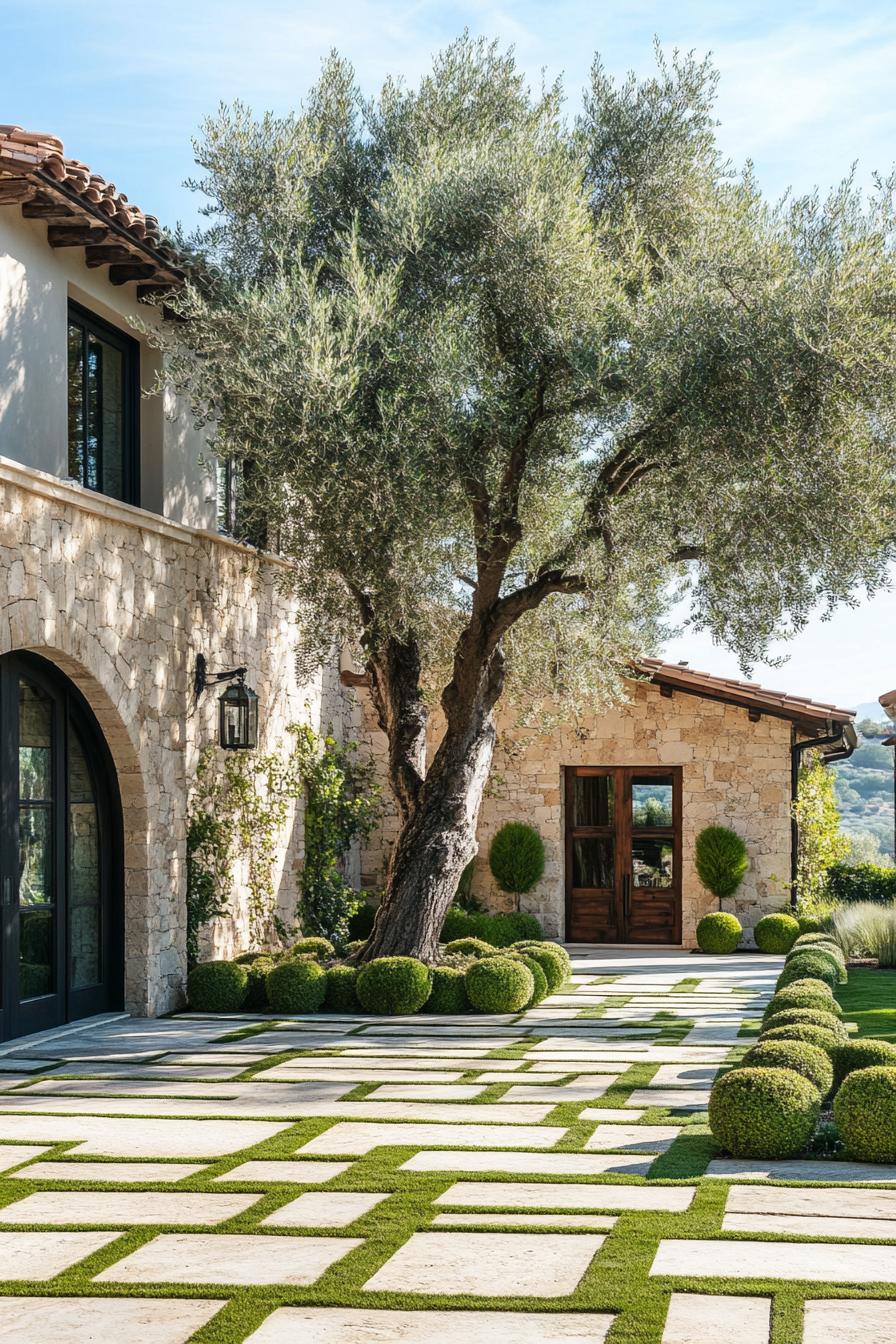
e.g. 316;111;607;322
365;1084;487;1100
803;1300;896;1343
0;1190;258;1225
662;1293;771;1344
299;1121;566;1155
433;1212;617;1229
0;1145;51;1173
213;1159;350;1183
243;1307;615;1342
9;1161;205;1183
706;1159;896;1184
0;1115;289;1157
0;1230;121;1279
436;1180;695;1212
726;1184;896;1220
0;1296;224;1341
585;1124;681;1152
95;1232;363;1285
262;1191;388;1227
624;1088;711;1110
401;1149;653;1176
503;1082;615;1102
363;1230;605;1296
651;1239;896;1281
723;1212;896;1239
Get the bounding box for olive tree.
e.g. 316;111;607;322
156;38;896;961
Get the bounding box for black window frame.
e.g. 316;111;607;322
67;300;141;507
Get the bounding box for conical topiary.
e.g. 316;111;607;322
695;825;749;900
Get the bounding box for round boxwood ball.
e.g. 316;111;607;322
831;1038;896;1090
501;912;545;942
244;956;274;1009
761;1008;848;1041
514;943;566;994
777;952;841;990
696;912;742;954
266;958;327;1013
764;979;836;1014
741;1039;834;1096
834;1066;896;1162
708;1066;821;1159
512;954;548;1006
512;940;572;975
356;957;433;1015
425;966;470;1014
760;1023;841;1052
445;937;496;959
290;937;336;960
797;916;826;934
324;964;361;1013
793;931;837;949
465;955;534;1013
489;822;546;894
187;960;248;1012
754;913;800;954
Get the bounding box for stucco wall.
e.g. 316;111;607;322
0;208;214;529
0;460;350;1014
355;677;795;945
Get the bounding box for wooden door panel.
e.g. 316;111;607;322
568;893;620;943
627;892;677;942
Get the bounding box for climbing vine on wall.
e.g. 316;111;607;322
185;726;379;964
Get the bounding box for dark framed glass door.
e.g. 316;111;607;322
565;766;682;944
0;653;123;1041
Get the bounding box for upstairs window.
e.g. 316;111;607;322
67;302;139;506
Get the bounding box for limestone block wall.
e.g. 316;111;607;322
0;459;350;1015
355;677;795;945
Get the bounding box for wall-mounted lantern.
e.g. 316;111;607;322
194;654;258;750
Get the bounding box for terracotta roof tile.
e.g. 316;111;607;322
0;125;183;286
636;657;855;729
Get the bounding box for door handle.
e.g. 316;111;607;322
2;876;13;909
622;873;631;918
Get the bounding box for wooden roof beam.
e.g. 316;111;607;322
47;224;111;248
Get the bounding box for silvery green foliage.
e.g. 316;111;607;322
155;37;896;710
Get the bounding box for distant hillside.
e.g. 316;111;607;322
831;718;894;863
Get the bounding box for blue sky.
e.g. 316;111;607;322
5;0;895;707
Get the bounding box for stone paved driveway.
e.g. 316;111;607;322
0;948;892;1342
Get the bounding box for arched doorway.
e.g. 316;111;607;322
0;652;123;1040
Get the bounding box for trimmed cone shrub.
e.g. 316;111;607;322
695;825;749;900
777;952;841;990
696;912;742;954
834;1066;896;1162
761;1008;848;1041
741;1039;834;1096
708;1066;821;1159
512;954;548;1006
515;943;566;994
425;966;470;1014
445;937;496;959
266;958;327;1013
489;822;546;894
754;913;800;954
290;937;336;960
187;960;249;1012
761;1023;842;1052
763;980;837;1018
244;956;274;1009
324;964;361;1013
831;1039;896;1090
465;956;534;1013
356;957;433;1015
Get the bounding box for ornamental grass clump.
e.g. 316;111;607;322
833;1066;896;1162
741;1039;834;1097
694;826;749;900
708;1066;821;1159
187;960;248;1012
355;956;433;1015
696;912;742;954
324;964;361;1013
754;913;800;954
489;822;546;894
831;1039;896;1090
425;966;470;1014
266;958;328;1013
465;955;534;1013
831;902;896;967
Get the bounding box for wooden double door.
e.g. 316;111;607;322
565;766;682;944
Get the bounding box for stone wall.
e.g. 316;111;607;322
355;676;795;945
0;459;350;1014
